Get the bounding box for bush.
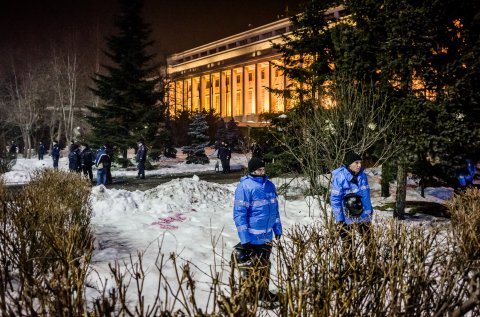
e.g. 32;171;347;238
0;170;94;315
1;171;479;316
0;155;15;174
447;187;480;261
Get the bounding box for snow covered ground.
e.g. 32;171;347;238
1;149;455;310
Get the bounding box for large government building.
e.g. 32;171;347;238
166;7;346;125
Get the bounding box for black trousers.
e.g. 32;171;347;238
232;243;273;299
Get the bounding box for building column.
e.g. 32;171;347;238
243;65;247;120
182;79;185;112
219;71;224;117
209;73;213;111
199;75;203;110
230;68;234;117
268;62;272;113
255;63;260;116
190;78;193;112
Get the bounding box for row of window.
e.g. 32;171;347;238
175;26;290;64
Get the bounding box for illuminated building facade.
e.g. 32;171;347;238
166;7;346;125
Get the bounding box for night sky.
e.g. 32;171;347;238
0;0;303;58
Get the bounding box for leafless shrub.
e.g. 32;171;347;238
0;169;93;316
447;187;480;262
275;78;401;220
1;173;480;316
271;219;479;316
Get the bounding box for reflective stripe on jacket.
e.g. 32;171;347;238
233;175;282;245
330;166;373;224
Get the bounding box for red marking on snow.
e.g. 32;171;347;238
152;213;187;229
156;224;178;230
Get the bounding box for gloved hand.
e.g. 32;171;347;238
275;234;281;240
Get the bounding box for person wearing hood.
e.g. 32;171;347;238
331;151;373;242
232;157;282;302
95;146;111;186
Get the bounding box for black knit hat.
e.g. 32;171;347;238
248;157;265;173
344;151;362;166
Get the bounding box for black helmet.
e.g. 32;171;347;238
231;243;251;267
343;193;363;218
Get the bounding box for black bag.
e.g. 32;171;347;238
343;193;363;218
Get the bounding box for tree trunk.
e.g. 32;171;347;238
122;148;128;167
381;164;390;197
394;163;407;219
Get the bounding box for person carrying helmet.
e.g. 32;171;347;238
232;157;282;303
331;151;373;245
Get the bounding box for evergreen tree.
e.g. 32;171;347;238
203;108;220;144
342;0;480;216
272;0;338;114
86;0;164;162
182;112;210;164
214;117;227;147
225;118;240;151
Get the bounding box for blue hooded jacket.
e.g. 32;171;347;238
331;166;373;224
95;146;110;169
458;159;476;187
233;175;282;245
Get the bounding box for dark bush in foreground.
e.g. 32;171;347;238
0;173;479;316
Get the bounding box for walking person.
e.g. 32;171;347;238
79;143;94;182
8;141;17;158
136;139;147;179
217;142;231;173
38;142;45;160
51;140;61;170
232;157;282;303
95;146;111;186
330;151;374;254
68;143;81;172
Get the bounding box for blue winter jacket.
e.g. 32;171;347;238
233;175;282;245
95;147;110;169
51;144;61;159
331;166;373;224
458;159;476;186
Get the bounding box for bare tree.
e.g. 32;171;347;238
50;46;80;146
3;64;43;159
276;79;402;220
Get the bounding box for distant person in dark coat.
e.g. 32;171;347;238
68;143;81;172
9;141;17;158
136;139;147;179
38;142;45;160
217;142;232;173
251;142;262;158
79;143;94;182
51;140;61;169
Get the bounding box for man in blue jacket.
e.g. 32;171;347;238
457;158;477;190
95;146;111;186
331;151;373;242
233;157;282;302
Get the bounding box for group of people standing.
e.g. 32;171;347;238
232;151;373;303
67;141;108;185
35;138;148;186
